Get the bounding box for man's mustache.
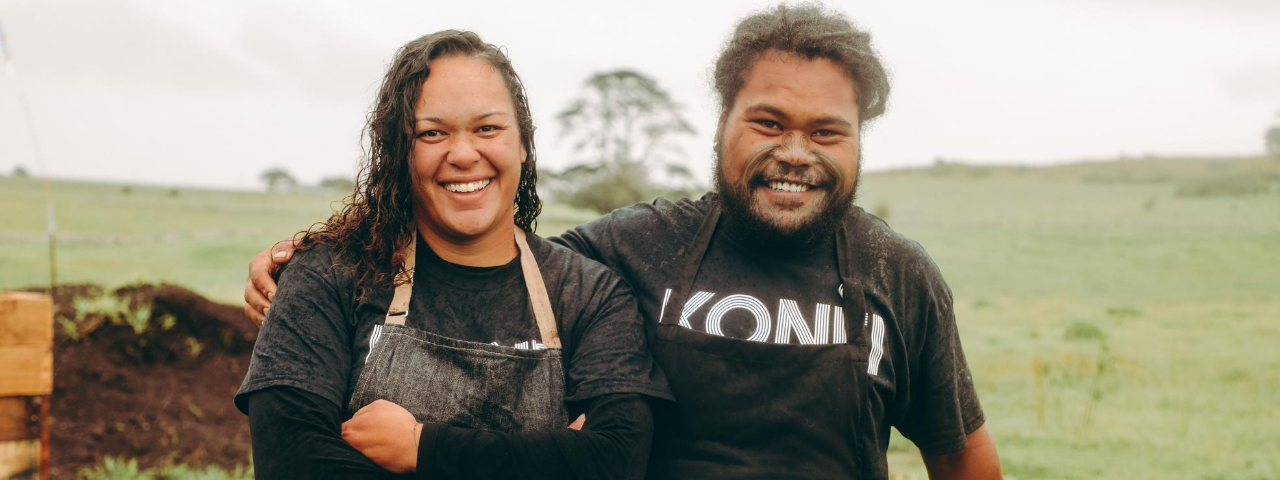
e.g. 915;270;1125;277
740;142;843;187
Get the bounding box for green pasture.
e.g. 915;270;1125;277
3;156;1279;479
0;179;599;303
860;157;1280;479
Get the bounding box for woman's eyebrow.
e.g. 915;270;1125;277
414;111;507;124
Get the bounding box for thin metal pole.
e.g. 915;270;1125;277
3;24;56;480
1;21;58;298
38;395;50;480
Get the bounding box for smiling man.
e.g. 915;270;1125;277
246;4;1000;479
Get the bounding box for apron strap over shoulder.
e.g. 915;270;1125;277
381;226;559;347
385;229;417;326
516;229;561;349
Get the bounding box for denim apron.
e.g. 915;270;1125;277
347;229;570;432
647;204;881;479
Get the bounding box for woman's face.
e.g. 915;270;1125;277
409;55;526;243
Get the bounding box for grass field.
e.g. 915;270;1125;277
0;179;600;303
3;156;1279;479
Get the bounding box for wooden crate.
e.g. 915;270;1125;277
0;292;52;480
0;293;53;397
0;397;41;479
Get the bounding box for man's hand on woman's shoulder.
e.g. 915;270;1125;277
244;238;300;326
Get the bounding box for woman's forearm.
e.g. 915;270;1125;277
247;387;400;480
415;393;655;480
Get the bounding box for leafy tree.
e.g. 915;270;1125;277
1266;126;1280;159
319;176;355;192
553;70;698;213
550;162;650;215
259;167;298;192
11;164;29;178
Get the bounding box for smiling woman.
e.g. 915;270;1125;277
232;30;671;480
409;56;528;265
284;31;544;291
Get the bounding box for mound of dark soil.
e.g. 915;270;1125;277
33;283;258;477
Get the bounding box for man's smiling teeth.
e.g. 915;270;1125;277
768;181;810;193
443;179;491;193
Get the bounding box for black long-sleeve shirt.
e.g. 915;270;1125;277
247;387;654;480
238;233;671;478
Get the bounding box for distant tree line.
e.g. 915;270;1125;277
259;167;354;193
259;167;297;192
1267;127;1280;159
1268;109;1280;161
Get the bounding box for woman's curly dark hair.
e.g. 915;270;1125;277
296;30;541;293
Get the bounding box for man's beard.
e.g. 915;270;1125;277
713;140;860;251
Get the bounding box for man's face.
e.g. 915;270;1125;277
714;50;861;245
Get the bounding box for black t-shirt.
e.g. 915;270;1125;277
236;232;672;413
673;227;850;343
555;193;984;458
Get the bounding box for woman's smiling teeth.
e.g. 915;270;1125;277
443;179;491;193
768;181;811;193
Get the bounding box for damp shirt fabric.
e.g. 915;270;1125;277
236;232;672;480
555;193;985;479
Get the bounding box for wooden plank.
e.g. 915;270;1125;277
0;293;52;397
0;439;39;480
0;397;36;443
0;348;51;397
0;293;52;348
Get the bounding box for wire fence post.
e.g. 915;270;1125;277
1;21;59;304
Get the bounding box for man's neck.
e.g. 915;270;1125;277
719;207;837;259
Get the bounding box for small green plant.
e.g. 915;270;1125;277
57;315;84;341
1064;320;1106;341
64;293;159;338
78;458;253;480
78;457;150;480
155;464;253;480
185;337;203;357
1105;305;1142;325
74;294;129;322
122;303;152;335
159;313;177;331
63;294;129;339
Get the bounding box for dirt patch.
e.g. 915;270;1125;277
29;283;257;477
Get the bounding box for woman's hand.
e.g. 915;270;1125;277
341;401;585;474
341;400;422;473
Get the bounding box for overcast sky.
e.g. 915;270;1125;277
1;0;1278;189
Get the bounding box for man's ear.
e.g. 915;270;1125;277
713;111;728;147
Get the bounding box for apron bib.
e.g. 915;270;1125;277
647;205;880;480
347;229;570;432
